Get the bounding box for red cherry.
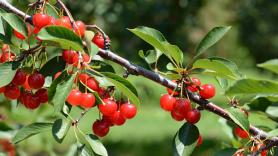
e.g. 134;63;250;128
32;13;51;29
234;153;244;156
33;27;41;34
86;78;99;91
199;84;215;99
98;99;118;116
261;150;268;156
4;85;20;100
24;93;40;109
1;44;10;52
120;103;137;119
35;88;48;103
0;52;15;63
92;120;110;137
171;110;184;121
12;69;27;86
102;115;114;127
160;94;176;111
80;93;95;108
187;77;201;92
54;71;62;80
173;99;191;117
185;109;201;124
28;72;45;89
79;73;90;84
74;21;85;37
62;50;78;64
110;111;126;126
0;86;5;93
23;76;32;91
67;89;82;106
92;33;110;49
234;126;249;139
167;80;179;96
82;53;90;63
49;16;56;25
197;135;202;146
56;16;72;29
13;29;25;40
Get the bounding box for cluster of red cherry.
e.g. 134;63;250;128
13;12;86;41
0;45;48;109
160;77;216;146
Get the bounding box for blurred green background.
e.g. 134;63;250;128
1;0;278;155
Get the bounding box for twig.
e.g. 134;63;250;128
57;0;76;29
1;0;278;146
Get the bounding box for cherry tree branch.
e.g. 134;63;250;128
1;0;278;146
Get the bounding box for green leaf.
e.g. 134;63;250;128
173;123;199;156
128;26;183;67
215;77;228;89
0;17;4;35
249;111;278;130
195;26;231;59
38;26;83;51
89;60;115;73
266;104;278;118
138;50;158;65
40;56;66;77
193;57;241;79
12;123;53;144
52;118;71;143
49;72;77;114
84;31;99;58
84;134;108;156
214;148;237;156
267;129;278;138
0;62;18;87
0;122;13;131
257;59;278;74
225;79;278;97
45;3;59;18
226;107;250;132
102;72;140;107
0;13;28;37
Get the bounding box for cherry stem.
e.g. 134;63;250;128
57;0;76;29
1;0;278;146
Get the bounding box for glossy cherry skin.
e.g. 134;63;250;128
234;126;249;139
187;77;201;92
98;99;118;116
110;111;126;126
160;94;176;111
0;86;5;93
13;29;25;40
0;52;15;63
62;50;78;64
173;99;191;117
80;93;96;108
56;16;72;29
261;150;268;156
185;109;201;124
26;94;41;109
199;84;216;99
4;85;20;100
28;72;45;89
171;110;184;121
32;13;51;29
92;33;110;49
86;78;99;91
67;89;82;106
197;135;202;147
92;119;110;137
12;70;27;86
82;53;90;63
35;88;48;103
23;76;32;91
120;103;137;119
74;21;85;37
78;73;90;84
